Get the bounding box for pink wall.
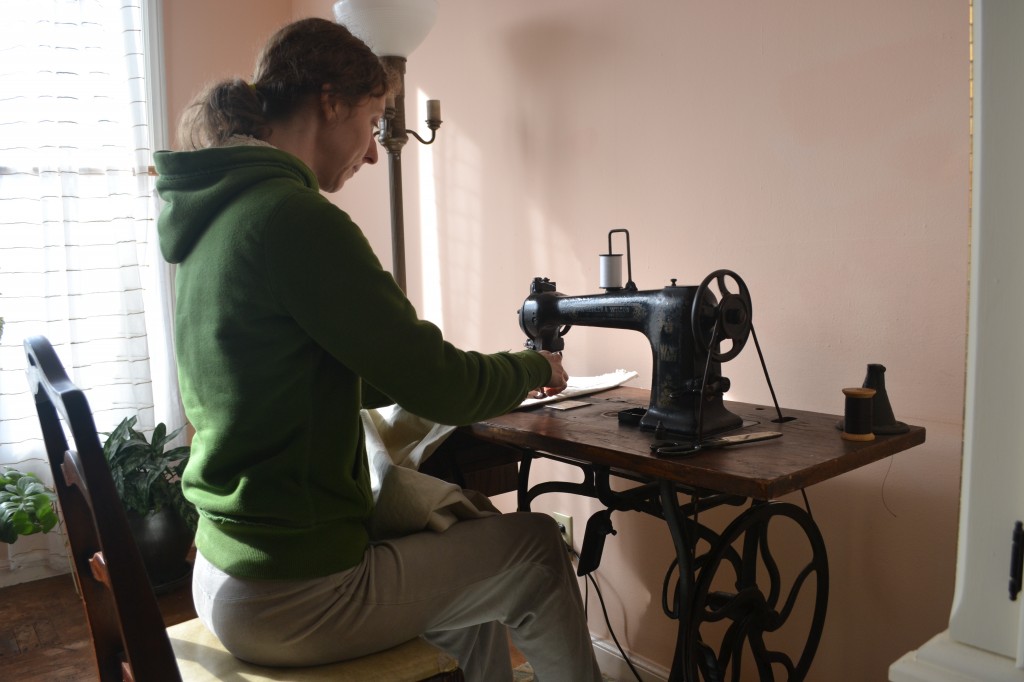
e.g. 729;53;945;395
162;0;292;140
163;1;970;680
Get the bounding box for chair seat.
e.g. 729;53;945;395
168;617;459;681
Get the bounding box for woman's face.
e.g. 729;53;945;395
316;94;386;192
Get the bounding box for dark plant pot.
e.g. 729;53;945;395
127;507;194;594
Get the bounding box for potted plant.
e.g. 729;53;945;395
0;468;58;544
101;416;196;592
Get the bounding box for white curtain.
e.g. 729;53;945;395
0;0;177;586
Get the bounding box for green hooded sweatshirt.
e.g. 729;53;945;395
154;143;549;580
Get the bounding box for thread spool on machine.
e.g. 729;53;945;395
600;229;636;292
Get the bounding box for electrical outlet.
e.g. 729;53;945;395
550;512;573;548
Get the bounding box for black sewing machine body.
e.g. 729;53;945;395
519;277;744;437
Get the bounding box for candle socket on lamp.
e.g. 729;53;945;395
378;57;442;153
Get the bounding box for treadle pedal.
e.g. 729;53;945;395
577;509;616;576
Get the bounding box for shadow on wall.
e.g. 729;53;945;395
429;14;622;353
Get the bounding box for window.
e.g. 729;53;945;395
0;0;177;584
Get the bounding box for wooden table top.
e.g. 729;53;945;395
464;386;926;500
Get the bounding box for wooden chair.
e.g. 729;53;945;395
24;335;463;682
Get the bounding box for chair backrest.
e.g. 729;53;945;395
24;335;182;682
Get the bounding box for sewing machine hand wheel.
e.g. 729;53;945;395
691;269;752;362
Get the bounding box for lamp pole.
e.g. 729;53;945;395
380;56;410;293
376;57;441;293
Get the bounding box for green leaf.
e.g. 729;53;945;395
151;422;167;447
9;509;33;535
37;509;58;533
99;417;195;531
0;467;59;543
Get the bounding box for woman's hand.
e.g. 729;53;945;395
529;351;568;399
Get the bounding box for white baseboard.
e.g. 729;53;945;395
0;562;69;589
890;631;1024;682
593;636;669;682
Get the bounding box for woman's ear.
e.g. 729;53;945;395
319;90;338;122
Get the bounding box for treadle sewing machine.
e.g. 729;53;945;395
460;229;925;681
518;228;785;442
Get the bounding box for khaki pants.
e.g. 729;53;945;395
192;511;602;682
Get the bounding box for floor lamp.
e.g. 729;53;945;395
333;0;442;293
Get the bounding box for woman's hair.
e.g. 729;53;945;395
176;17;391;150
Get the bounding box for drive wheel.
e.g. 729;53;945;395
691;270;752;362
686;502;828;682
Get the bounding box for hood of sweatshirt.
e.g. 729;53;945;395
153;143;318;264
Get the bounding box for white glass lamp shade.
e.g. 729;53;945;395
333;0;438;58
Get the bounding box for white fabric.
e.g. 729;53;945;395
362;370;638;540
516;369;639;409
363;405;499;540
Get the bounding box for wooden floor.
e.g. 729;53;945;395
0;572;529;681
0;572;198;681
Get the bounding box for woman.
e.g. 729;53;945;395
154;16;601;682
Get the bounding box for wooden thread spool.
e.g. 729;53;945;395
841;387;876;441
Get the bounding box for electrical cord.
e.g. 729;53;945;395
569;546;644;682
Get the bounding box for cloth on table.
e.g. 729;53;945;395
515;369;639;409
